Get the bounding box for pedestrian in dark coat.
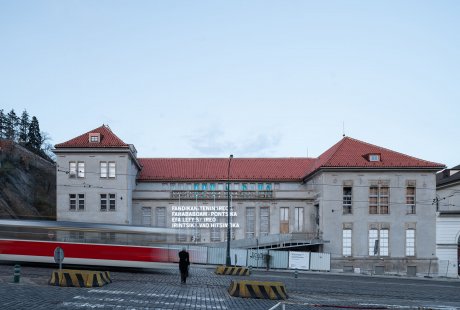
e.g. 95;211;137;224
178;247;190;284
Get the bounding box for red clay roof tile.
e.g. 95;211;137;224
55;126;445;181
55;125;129;149
138;158;316;181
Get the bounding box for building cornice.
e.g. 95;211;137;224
53;147;142;170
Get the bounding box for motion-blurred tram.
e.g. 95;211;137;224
0;219;181;268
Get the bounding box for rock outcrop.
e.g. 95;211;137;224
0;140;55;219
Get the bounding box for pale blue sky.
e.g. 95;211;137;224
1;1;459;167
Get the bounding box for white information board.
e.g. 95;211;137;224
288;251;310;270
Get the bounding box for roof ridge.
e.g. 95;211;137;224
344;136;444;166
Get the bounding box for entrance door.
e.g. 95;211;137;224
280;207;289;234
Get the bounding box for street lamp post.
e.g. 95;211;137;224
225;154;233;266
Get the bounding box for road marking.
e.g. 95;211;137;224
88;289;226;302
63;290;228;309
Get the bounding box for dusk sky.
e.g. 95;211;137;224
1;1;458;167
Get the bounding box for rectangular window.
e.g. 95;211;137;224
406;229;415;256
260;207;270;236
343;187;352;214
78;194;85;210
242;183;248;191
100;194;116;211
369;228;389;256
380;229;389;256
343;229;352;256
280;207;289;234
369;229;378;256
77;162;85;178
109;194;116;211
210;221;221;242
246;207;255;238
294;207;304;232
201;183;207;191
141;207;152;226
194;183;199;190
108;162;116;178
69;162;77;178
100;194;107;211
69;194;76;210
100;162;107;178
210;183;216;191
406;185;416;214
100;162;116;178
258;183;264;191
369;184;389;214
156;207;166;227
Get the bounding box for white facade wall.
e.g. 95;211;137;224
306;170;438;273
435;180;460;278
436;215;460;277
132;181;318;243
55;151;138;224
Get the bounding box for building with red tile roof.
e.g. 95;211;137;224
435;165;460;277
53;126;445;275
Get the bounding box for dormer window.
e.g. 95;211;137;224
369;154;380;162
89;133;100;143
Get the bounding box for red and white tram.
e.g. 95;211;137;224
0;219;181;268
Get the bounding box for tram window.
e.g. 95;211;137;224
70;231;84;240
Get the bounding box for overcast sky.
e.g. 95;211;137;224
1;1;458;167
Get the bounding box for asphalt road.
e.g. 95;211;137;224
0;263;459;309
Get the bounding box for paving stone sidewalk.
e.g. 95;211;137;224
1;264;459;310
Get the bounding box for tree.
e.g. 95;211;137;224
0;109;5;139
27;116;42;151
19;110;30;144
5;109;19;141
40;131;56;161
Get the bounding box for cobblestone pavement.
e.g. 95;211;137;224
0;264;459;310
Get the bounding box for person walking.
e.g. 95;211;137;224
178;247;190;284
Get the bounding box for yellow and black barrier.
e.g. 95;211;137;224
228;280;288;300
49;269;111;287
215;266;250;276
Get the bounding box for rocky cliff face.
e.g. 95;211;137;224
0;140;56;219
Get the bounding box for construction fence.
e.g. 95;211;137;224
167;245;330;271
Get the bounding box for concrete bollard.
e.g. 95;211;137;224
13;264;21;283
